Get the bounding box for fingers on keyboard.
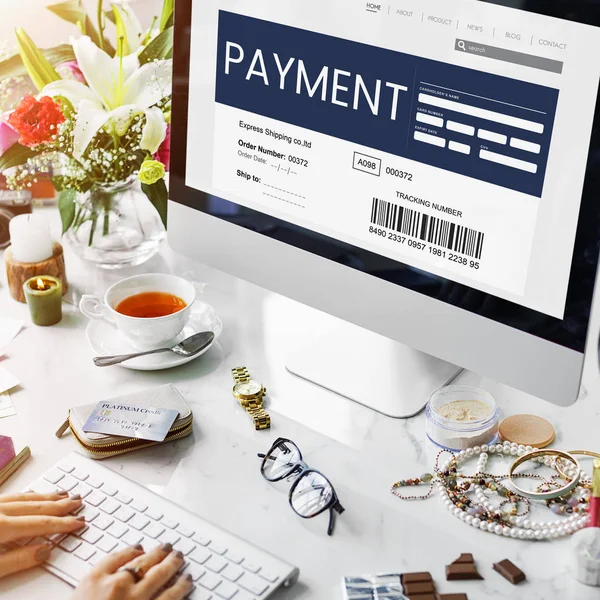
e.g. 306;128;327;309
137;550;186;596
156;573;193;600
11;515;86;538
0;498;82;517
93;545;145;574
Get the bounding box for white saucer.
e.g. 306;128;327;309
85;302;223;371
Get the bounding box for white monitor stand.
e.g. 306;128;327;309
286;323;462;418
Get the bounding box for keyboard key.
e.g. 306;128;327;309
122;530;143;546
131;499;147;512
96;536;118;553
209;543;226;556
101;484;117;497
30;479;58;495
58;475;78;492
93;515;114;531
43;469;65;484
129;514;150;531
47;547;93;580
60;536;82;552
241;561;260;574
86;476;103;489
259;570;279;583
175;538;196;555
192;534;211;547
100;499;120;515
146;507;163;521
144;523;165;539
205;556;227;573
199;573;221;591
81;527;103;545
162;518;179;529
88;550;107;567
238;572;268;596
86;491;106;507
141;537;162;552
224;551;243;564
71;503;86;515
188;589;214;600
114;506;135;522
183;563;205;581
189;547;211;565
57;461;75;473
115;492;132;505
72;468;89;481
47;532;67;544
74;542;96;561
222;564;244;582
107;522;128;539
215;581;238;599
74;525;89;538
79;506;99;523
72;483;92;499
159;530;180;546
177;525;195;538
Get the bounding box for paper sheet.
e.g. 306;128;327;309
0;318;23;354
0;392;16;419
0;367;20;395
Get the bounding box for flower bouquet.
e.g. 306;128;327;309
0;0;174;268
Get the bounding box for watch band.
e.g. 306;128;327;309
231;367;271;430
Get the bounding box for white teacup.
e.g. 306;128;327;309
79;274;197;349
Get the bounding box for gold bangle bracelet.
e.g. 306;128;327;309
554;450;600;480
508;449;581;500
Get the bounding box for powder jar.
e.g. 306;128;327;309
426;385;499;451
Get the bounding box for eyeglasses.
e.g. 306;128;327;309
258;437;345;536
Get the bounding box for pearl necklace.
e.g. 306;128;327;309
391;441;592;541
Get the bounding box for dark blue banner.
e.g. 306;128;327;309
215;10;559;197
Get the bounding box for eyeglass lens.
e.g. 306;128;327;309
262;440;301;481
291;471;334;517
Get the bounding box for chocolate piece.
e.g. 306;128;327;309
439;594;468;600
445;563;483;580
453;553;474;564
402;572;433;584
407;595;437;600
493;559;526;584
403;581;435;595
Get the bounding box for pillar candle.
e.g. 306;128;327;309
23;275;62;326
8;214;53;263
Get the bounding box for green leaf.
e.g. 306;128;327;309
0;44;76;82
139;26;173;65
159;0;174;32
142;178;168;228
46;1;115;56
58;189;76;234
15;28;61;91
0;144;40;172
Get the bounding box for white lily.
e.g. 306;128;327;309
40;36;171;161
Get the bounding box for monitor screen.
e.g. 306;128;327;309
171;0;600;353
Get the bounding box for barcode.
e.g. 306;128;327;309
370;197;484;260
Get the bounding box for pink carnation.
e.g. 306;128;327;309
154;124;171;171
0;120;19;155
61;61;86;84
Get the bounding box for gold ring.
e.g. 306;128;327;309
121;566;144;583
509;449;581;500
555;450;600;479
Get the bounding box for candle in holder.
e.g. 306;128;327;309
8;213;53;263
23;275;62;326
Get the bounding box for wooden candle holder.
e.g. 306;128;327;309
5;242;68;303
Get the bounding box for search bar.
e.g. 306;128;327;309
455;39;563;74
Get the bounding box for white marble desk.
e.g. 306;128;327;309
0;216;599;600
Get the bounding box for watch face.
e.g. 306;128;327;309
235;380;262;396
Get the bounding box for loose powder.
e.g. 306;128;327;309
436;400;492;422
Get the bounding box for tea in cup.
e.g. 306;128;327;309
79;274;197;349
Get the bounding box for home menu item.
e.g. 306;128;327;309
186;0;600;319
83;401;179;442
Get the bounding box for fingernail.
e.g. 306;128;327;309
174;550;183;559
57;491;69;497
76;516;86;522
185;573;193;582
134;544;144;551
69;494;81;500
160;543;173;553
35;544;52;562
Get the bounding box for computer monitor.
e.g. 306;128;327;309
169;0;600;416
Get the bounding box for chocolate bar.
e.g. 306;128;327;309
403;581;436;595
445;563;483;580
407;595;437;600
439;594;468;600
401;572;433;584
453;554;474;564
493;559;526;584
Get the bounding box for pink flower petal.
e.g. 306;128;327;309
0;121;20;155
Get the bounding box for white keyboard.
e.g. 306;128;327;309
23;452;299;599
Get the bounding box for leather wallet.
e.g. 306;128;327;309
55;384;193;459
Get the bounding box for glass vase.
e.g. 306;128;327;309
65;177;166;269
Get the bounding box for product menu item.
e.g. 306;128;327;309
187;0;600;319
82;401;180;442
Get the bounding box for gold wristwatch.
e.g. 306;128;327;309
231;367;271;430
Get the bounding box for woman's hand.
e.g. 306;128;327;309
73;543;193;600
0;490;85;579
